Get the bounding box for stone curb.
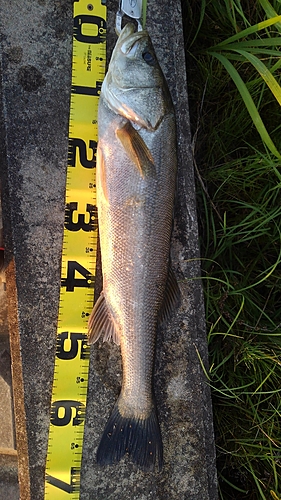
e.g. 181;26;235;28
0;1;218;499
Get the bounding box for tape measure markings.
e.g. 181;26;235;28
44;1;106;499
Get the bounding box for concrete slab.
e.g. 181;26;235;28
0;450;19;500
0;482;20;500
0;1;218;499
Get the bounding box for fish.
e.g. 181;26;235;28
88;23;179;470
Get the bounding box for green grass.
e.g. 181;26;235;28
183;1;281;498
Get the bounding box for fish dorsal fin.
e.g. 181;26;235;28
159;264;181;324
88;292;120;345
116;122;156;179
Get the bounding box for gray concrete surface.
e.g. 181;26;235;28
0;450;19;500
0;0;218;499
0;483;19;500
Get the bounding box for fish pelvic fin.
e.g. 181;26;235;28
97;401;163;471
88;292;120;345
159;264;181;324
116;122;156;179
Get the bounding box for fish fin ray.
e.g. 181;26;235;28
96;401;163;471
97;145;109;203
159;264;181;324
88;292;120;345
116;122;156;179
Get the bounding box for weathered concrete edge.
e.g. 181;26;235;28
148;1;217;496
0;62;30;500
5;260;31;500
0;449;18;483
171;3;218;496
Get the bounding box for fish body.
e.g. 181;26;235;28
88;23;179;470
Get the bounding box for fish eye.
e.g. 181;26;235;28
142;51;156;66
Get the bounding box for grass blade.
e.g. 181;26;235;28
259;0;281;32
208;52;281;158
234;49;281;105
209;15;281;48
189;0;206;47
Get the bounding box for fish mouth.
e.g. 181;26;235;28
118;23;147;55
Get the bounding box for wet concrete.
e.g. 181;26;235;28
0;0;218;499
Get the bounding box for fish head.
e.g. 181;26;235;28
110;23;161;89
102;23;172;130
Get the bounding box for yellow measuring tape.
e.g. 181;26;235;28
44;1;106;498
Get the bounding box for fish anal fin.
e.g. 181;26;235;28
96;400;163;471
116;122;156;179
88;292;120;345
159;264;181;324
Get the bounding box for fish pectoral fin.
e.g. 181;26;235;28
97;144;109;203
116;122;156;179
159;264;181;324
88;292;120;345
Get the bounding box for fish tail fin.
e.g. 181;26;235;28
96;401;163;471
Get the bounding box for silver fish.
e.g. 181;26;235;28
88;23;179;470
